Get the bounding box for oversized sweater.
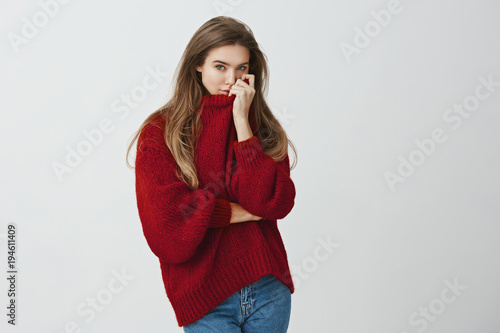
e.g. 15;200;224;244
134;93;296;327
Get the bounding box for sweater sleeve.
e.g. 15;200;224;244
135;126;232;264
230;135;295;220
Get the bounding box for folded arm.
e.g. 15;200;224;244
135;127;232;264
230;135;296;221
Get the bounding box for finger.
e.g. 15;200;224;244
236;77;249;86
230;85;242;93
248;75;255;88
228;86;240;96
240;74;254;88
243;76;251;86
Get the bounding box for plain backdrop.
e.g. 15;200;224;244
1;0;499;332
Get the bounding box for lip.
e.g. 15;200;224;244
220;90;230;95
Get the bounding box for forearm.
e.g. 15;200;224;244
234;116;253;142
229;202;262;224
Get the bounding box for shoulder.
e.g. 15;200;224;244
138;113;168;151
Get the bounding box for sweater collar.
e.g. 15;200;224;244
199;94;236;108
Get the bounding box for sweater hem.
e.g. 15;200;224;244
173;267;294;327
166;250;295;327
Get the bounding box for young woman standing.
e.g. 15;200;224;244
127;16;298;332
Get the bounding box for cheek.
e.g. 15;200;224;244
207;68;221;82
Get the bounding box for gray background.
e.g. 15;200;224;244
1;0;499;332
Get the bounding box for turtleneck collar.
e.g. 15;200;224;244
199;93;236;108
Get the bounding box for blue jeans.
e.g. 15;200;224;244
182;274;291;332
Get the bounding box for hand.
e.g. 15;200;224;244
229;202;263;224
229;74;255;121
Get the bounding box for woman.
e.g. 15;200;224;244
126;16;298;332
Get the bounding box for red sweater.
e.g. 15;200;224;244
134;93;296;327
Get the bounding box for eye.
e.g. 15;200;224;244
215;65;225;70
238;66;247;71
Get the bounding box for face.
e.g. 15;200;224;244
196;44;250;95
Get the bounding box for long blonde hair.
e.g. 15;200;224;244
126;16;297;189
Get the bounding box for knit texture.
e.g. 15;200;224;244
135;93;296;327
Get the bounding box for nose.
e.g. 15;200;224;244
225;70;237;86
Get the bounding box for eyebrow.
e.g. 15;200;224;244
212;60;249;66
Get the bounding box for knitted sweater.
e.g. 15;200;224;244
134;93;296;327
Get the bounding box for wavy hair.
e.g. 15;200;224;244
126;16;297;189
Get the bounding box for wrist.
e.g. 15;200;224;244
233;115;249;125
234;120;253;142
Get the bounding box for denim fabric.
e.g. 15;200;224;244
182;274;291;332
